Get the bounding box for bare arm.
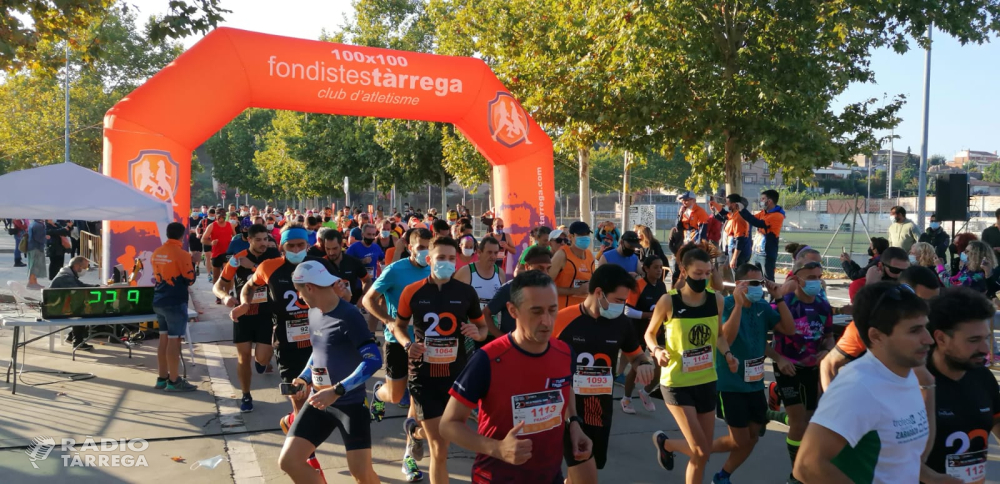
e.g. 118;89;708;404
201;223;213;246
793;424;854;484
363;288;392;324
720;283;746;345
440;399;500;457
646;295;671;351
212;276;235;302
481;307;503;338
773;299;796;335
454;265;472;285
819;351;848;392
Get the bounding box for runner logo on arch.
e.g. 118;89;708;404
487;92;533;148
128;150;179;207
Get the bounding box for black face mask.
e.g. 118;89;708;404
686;277;708;293
363;237;375;246
868;248;874;257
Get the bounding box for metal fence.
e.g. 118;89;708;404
80;231;101;270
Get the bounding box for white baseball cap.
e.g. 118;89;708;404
292;261;341;287
549;229;564;240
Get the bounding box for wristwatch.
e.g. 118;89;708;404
567;416;584;427
333;383;346;396
404;341;413;352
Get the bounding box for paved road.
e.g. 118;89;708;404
2;233;1000;483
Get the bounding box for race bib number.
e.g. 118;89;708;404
286;319;310;342
366;266;375;277
744;356;765;382
423;337;458;364
498;251;506;259
573;279;588;288
946;450;987;483
573;366;612;395
311;366;331;388
682;346;713;373
250;286;268;304
511;390;564;435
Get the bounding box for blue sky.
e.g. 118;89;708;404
133;0;998;160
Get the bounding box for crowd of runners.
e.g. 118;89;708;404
146;190;1000;484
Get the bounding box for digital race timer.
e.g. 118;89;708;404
41;287;155;319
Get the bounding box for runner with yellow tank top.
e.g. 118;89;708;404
646;247;738;484
550;221;597;309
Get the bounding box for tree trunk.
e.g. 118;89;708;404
724;133;743;197
621;151;633;230
579;147;591;225
440;171;448;214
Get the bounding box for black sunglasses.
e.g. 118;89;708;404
868;283;915;321
554;238;570;244
884;265;904;274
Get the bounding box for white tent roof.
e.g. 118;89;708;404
0;163;173;223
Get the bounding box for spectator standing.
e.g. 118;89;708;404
26;219;47;289
738;189;786;282
918;213;950;259
980;208;1000;258
887;206;922;252
840;237;889;281
634;224;669;268
11;218;27;267
676;191;711;244
150;222;198;392
596;221;621;254
45;220;70;281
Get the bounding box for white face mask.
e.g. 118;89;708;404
462;248;475;257
266;224;274;230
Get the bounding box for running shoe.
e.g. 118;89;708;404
401;455;423;482
240;394;253;413
165;377;197;392
154;377;168;390
638;387;657;412
399;389;411;409
713;473;732;484
254;361;267;374
620;397;637;414
613;373;626;387
652;431;674;471
767;381;780;411
74;343;94;351
306;453;325;480
404;417;424;461
280;412;295;435
370;382;386;422
766;409;788;426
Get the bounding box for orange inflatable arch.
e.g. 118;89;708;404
102;27;554;283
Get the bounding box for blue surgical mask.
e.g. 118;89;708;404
600;293;625;319
432;260;456;279
908;255;918;264
960;252;969;264
380;230;391;238
285;248;307;264
415;249;430;267
803;279;822;297
929;222;940;230
574;236;591;250
745;285;764;303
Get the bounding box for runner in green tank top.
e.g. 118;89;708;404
646;247;739;484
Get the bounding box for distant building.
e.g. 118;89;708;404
852;150;908;172
740;159;785;196
814;162;854;180
970;179;1000;196
948;149;999;170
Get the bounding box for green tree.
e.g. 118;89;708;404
2;0;227;73
204;108;275;199
963;161;980;173
0;7;182;174
431;0;666;222
642;0;1000;196
984;163;1000;184
255;111;322;199
929;154;947;166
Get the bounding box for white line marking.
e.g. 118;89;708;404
202;342;265;484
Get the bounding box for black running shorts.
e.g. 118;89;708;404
288;402;372;451
662;381;717;414
773;364;820;411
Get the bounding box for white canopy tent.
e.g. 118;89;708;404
0;162;173;223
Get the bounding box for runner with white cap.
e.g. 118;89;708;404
278;260;381;484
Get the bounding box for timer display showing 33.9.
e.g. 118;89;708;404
41;287;155;319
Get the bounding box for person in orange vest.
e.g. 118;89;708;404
676;191;711;244
710;195;752;271
736;189;786;282
549;221;597;309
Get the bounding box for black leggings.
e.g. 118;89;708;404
48;253;65;280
